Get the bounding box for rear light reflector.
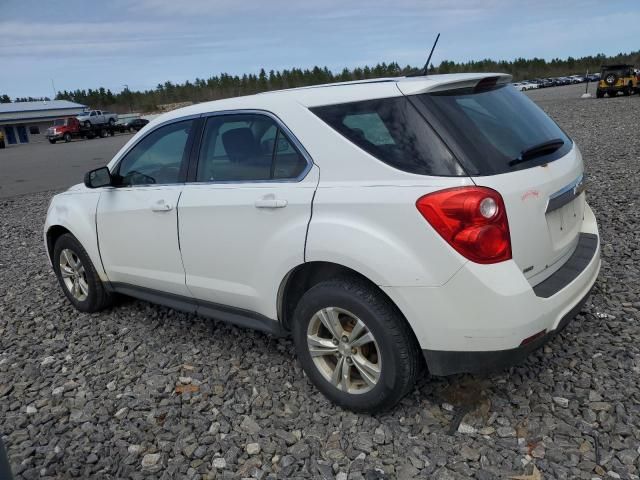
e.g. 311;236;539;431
416;186;512;264
520;330;546;346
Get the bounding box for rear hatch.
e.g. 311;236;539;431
402;78;585;283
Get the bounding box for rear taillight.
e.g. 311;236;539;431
416;186;511;264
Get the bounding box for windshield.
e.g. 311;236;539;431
53;119;66;126
415;85;572;175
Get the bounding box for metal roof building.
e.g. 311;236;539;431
0;100;87;145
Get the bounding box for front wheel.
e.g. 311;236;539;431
48;139;56;144
292;278;421;413
52;233;112;312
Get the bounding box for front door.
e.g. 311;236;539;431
17;126;29;143
97;119;196;296
178;113;318;319
5;127;17;144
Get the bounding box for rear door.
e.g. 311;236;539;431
178;112;317;319
409;82;585;284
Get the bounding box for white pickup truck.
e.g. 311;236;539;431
76;110;118;128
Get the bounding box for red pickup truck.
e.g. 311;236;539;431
45;116;124;143
46;117;82;143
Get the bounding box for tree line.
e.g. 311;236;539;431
2;50;638;113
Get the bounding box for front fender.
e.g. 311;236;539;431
44;189;105;280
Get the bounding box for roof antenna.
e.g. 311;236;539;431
408;33;440;77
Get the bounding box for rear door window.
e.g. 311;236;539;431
414;84;572;175
195;114;308;182
311;97;464;176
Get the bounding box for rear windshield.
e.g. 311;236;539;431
310;97;465;176
415;85;572;175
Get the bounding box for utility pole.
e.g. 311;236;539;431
123;84;133;113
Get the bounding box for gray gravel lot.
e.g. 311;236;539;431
0;134;131;198
1;85;639;479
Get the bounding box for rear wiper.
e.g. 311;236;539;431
509;138;565;166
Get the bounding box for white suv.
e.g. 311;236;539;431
44;73;600;412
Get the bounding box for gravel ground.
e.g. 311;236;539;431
1;87;639;480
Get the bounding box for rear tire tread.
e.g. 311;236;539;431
293;277;422;412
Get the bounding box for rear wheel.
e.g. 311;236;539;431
84;121;91;129
292;278;421;412
52;233;112;313
108;118;115;126
596;89;604;98
624;82;633;96
63;133;71;142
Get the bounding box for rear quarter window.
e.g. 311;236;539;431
310;97;464;176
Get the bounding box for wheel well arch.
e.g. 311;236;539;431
277;261;410;334
46;225;71;260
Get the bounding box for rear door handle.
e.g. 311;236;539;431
150;200;173;212
254;198;288;209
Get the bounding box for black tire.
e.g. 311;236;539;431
609;90;618;97
99;129;107;138
63;133;71;142
52;233;112;313
292;278;421;413
596;89;605;98
84;121;91;129
624;83;633;96
48;139;56;144
108;118;115;126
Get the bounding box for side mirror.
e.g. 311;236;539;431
84;167;112;188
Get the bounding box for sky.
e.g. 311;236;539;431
1;0;639;98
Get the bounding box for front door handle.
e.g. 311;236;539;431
150;200;173;212
254;198;288;209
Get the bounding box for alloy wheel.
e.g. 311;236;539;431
59;248;89;302
306;307;381;394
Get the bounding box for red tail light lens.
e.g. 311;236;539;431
416;187;512;264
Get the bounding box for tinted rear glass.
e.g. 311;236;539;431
415;85;572;175
310;97;464;176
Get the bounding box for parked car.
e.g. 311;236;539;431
511;82;528;91
44;73;601;412
76;110;118;128
123;118;149;132
535;78;553;88
596;64;638;97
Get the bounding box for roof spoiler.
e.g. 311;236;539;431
398;74;512;96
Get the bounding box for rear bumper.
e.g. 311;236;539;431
381;203;600;375
422;282;593;375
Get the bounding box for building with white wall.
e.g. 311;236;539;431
0;100;87;145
